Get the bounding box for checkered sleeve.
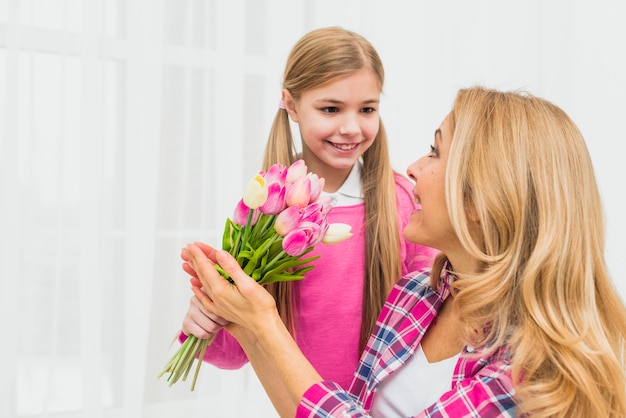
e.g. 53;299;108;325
296;381;369;417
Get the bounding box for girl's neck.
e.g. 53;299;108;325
300;154;354;193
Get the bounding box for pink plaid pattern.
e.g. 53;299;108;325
297;269;517;417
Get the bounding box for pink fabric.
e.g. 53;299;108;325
179;174;438;388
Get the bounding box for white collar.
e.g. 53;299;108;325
322;162;363;206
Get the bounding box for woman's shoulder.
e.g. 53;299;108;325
386;270;433;306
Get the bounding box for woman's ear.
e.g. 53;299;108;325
282;89;299;123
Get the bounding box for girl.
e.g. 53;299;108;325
185;86;626;417
179;26;437;389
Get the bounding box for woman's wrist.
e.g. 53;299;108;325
229;306;284;348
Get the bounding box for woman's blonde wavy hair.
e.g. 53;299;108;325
263;27;403;353
431;86;626;417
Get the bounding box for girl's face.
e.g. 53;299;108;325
404;114;461;255
284;68;380;188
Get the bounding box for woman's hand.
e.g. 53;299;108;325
179;242;229;339
182;242;322;417
180;241;216;279
181;243;278;338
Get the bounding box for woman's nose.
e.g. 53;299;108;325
406;158;423;181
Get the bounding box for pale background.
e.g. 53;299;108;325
1;1;625;417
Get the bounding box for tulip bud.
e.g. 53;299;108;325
274;205;301;236
232;199;259;226
286;176;311;208
282;221;322;256
300;202;325;224
260;182;286;215
243;174;268;209
322;223;353;245
307;173;325;202
313;194;333;214
263;163;288;185
286;159;308;183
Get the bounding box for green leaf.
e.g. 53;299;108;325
243;234;278;275
259;272;307;283
261;255;320;278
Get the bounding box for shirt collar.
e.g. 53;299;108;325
333;162;363;199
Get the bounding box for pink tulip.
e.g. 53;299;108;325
232;199;259;226
263;163;288;185
313;194;333;214
307;173;325;202
286;176;311;208
274;205;301;236
300;202;326;225
282;221;322;256
286;159;308;183
260;182;286;215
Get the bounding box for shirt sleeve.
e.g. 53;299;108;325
296;381;370;418
178;328;249;370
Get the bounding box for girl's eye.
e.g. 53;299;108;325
322;107;339;113
429;144;438;157
361;107;375;114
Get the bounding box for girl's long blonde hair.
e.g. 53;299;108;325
432;86;626;417
263;27;402;353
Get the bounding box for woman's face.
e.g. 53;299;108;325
284;68;380;183
404;113;461;255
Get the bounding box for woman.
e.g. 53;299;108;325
183;87;626;417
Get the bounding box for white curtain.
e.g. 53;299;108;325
1;1;624;417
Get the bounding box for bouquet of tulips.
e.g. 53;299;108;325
158;159;353;390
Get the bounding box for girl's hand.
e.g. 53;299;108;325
182;243;278;337
181;293;229;339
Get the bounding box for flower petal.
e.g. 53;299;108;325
282;229;310;256
307;173;325;202
232;199;259;225
260;182;286;215
286;159;308;183
274;205;301;236
286;176;311;208
322;223;353;245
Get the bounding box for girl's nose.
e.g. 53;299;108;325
339;114;359;136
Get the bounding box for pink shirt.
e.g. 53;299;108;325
180;174;438;389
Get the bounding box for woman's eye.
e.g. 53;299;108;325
322;107;339;113
361;107;375;114
429;144;438;157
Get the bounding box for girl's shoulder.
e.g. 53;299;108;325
393;171;413;188
392;172;418;215
392;172;415;201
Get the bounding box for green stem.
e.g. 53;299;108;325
190;333;215;391
239;209;255;253
262;249;288;274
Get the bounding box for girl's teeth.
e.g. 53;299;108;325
333;143;357;150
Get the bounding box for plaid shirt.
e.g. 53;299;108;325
296;269;517;417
